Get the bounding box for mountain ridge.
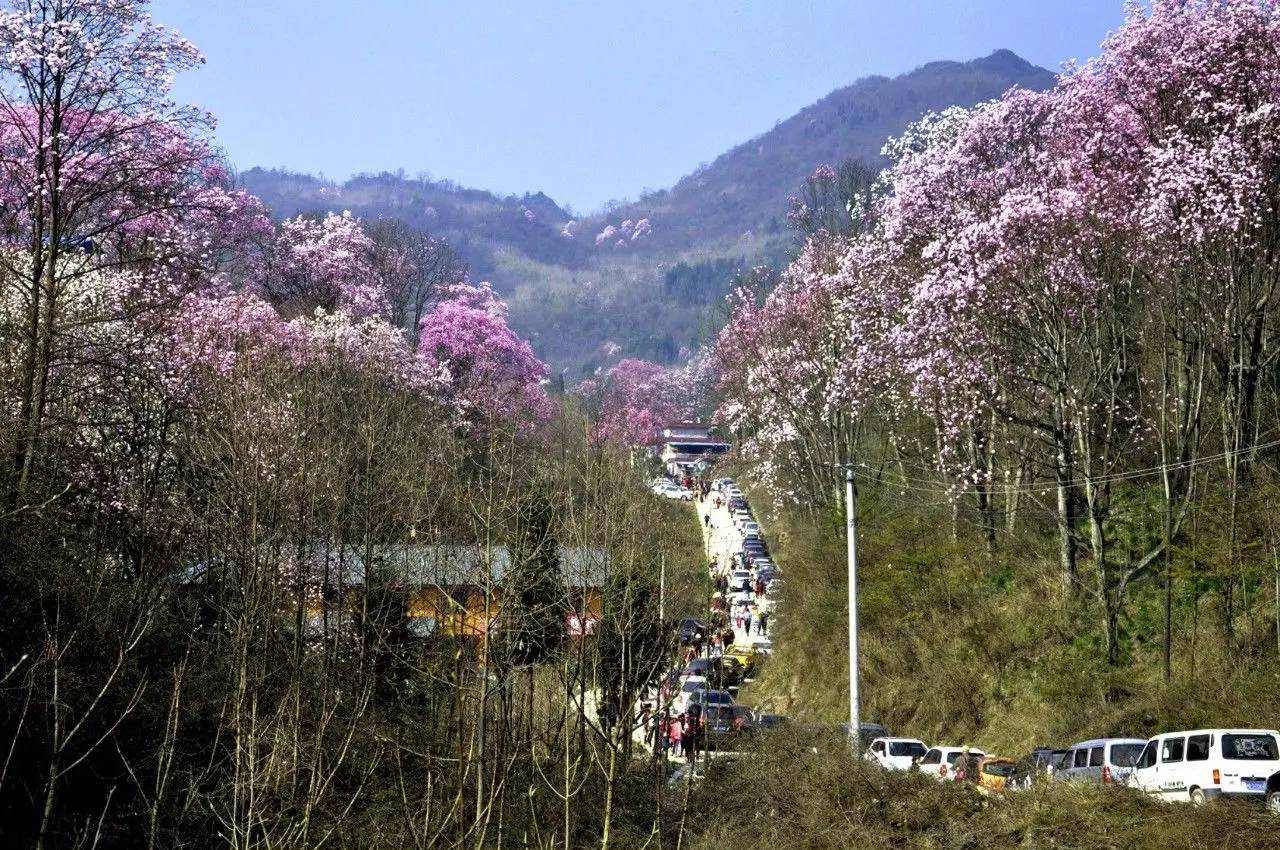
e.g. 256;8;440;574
239;50;1058;375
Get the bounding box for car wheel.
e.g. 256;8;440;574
1189;786;1206;805
1267;790;1280;813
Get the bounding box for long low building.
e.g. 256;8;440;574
240;543;611;652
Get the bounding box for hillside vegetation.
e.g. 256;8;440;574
240;51;1055;376
703;0;1280;806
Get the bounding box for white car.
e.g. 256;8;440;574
866;737;929;770
672;675;709;713
1130;728;1280;806
740;521;762;538
653;483;692;501
919;747;987;781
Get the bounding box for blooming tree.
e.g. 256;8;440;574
581;358;693;446
418;281;552;426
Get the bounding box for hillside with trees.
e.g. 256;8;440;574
9;1;1280;848
713;0;1280;768
240;51;1056;378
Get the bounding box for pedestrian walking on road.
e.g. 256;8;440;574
759;611;769;636
743;609;753;635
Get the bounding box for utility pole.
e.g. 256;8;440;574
845;467;861;748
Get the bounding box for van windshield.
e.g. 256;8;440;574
1223;734;1279;760
1111;744;1145;767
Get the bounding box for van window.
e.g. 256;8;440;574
872;741;885;754
1187;735;1211;762
1088;747;1104;767
1074;749;1089;768
1160;738;1184;764
1222;734;1279;760
1112;744;1145;767
1137;742;1157;769
921;749;941;765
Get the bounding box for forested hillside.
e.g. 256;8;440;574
240;50;1056;377
11;1;1280;848
711;0;1280;780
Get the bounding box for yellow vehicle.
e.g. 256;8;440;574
977;757;1018;792
722;645;760;675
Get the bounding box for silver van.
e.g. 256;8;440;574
1055;737;1147;785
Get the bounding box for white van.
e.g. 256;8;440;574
865;737;929;770
1054;737;1147;785
1129;728;1280;807
919;746;987;781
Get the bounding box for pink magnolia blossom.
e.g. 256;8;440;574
581;358;693;446
418;284;552;425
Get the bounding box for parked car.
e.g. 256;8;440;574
703;704;754;750
754;711;788;730
687;689;734;713
1129;728;1280;807
678;617;708;646
1011;748;1067;787
716;655;746;686
1056;737;1148;785
841;722;890;747
977;757;1019;792
866;737;929;770
683;657;740;689
672;676;708;713
919;746;988;781
722;645;761;677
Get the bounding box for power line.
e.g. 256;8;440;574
848;437;1280;497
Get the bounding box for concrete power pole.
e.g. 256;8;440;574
846;467;861;747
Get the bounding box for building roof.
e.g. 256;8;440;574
294;544;610;589
664;436;730;447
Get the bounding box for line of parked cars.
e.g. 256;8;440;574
654;477;785;757
865;729;1280;808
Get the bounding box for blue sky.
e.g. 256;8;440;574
152;0;1125;214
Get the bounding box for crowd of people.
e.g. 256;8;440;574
639;475;778;766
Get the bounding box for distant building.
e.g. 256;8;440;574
659;422;729;476
287;544;609;652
